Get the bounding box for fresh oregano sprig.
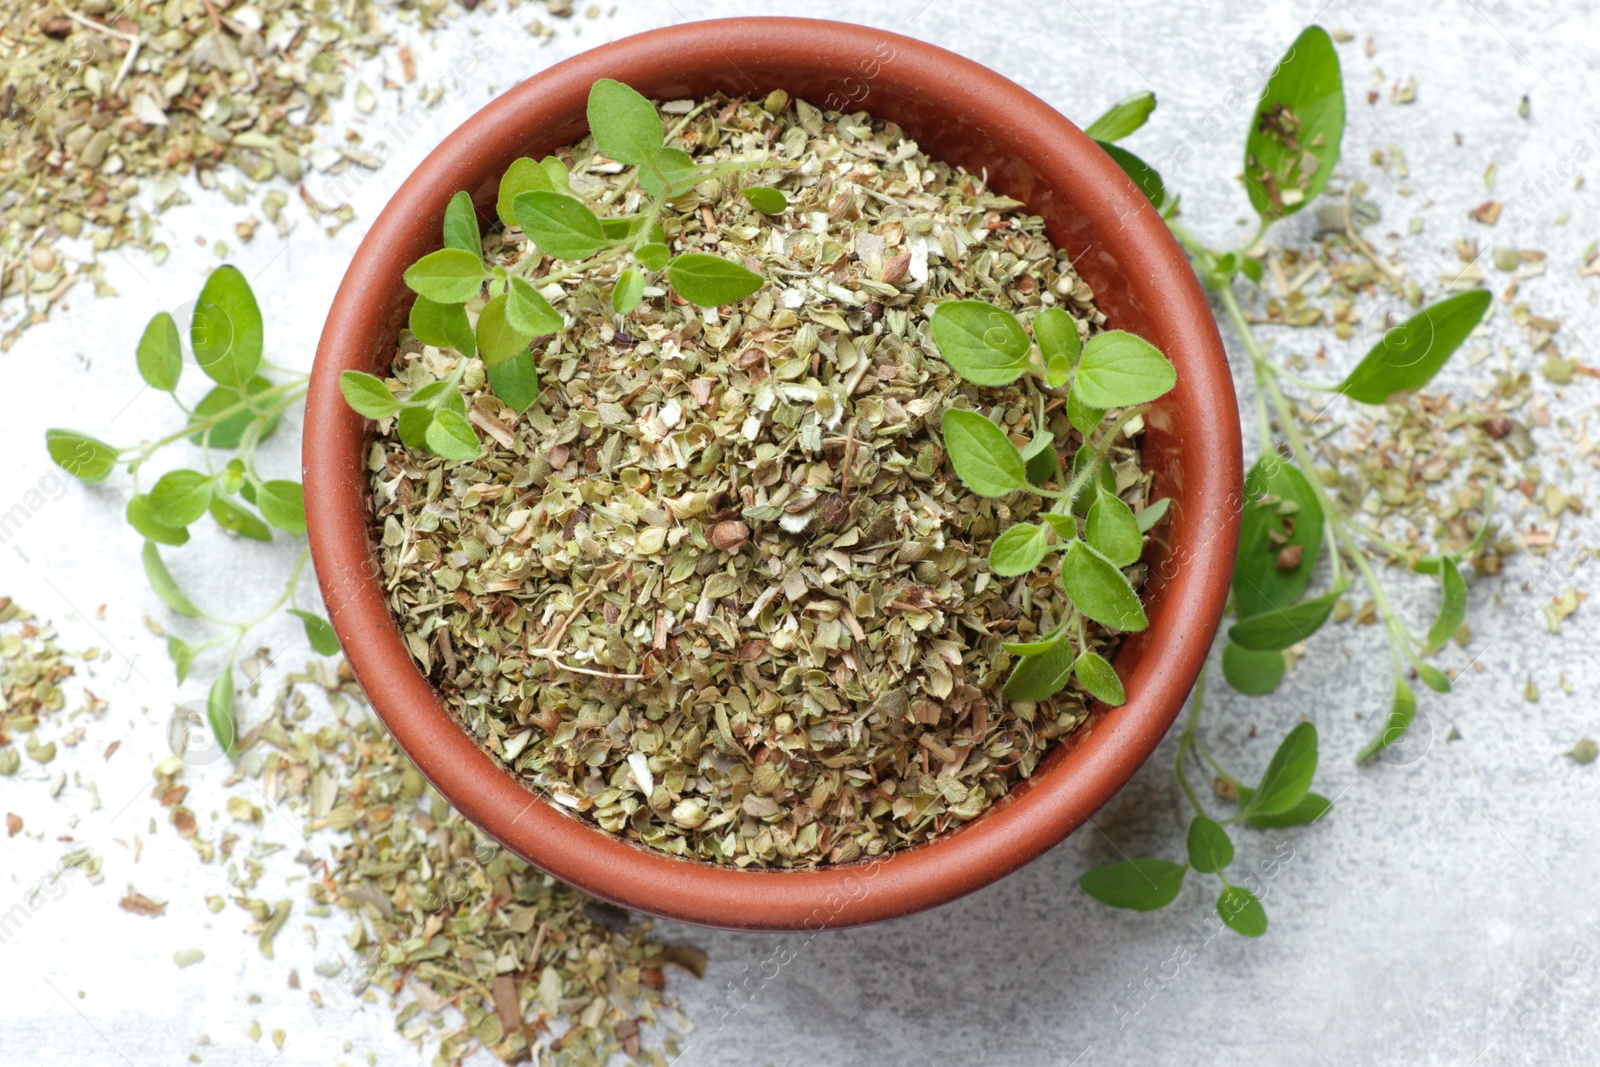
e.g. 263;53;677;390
339;79;791;457
930;300;1176;706
45;266;335;757
1071;25;1493;934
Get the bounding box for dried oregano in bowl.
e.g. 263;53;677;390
342;84;1175;868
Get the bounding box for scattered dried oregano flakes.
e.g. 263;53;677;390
366;93;1154;868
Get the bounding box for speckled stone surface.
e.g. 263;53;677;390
4;2;1599;1064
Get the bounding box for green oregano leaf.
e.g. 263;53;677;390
187;377;281;450
1079;859;1187;912
1235;453;1324;618
940;409;1027;497
928;300;1031;386
666;252;763;306
635;242;672;272
496;158;553;229
741;186;788;214
539;156;571;192
1186;816;1233;873
1336;290;1491;404
148;469;214;527
989;523;1051;577
505;276;563;337
1221;642;1286;695
1061;539;1148;632
1001;633;1077;702
141;540;201;618
1065;390;1104;435
513;190;609;260
338;371;401;420
487;351;541;414
1072;650;1125;706
1228;589;1341;651
254;480;306;535
1073;330;1177;409
167;635;198;683
425;408;481;461
45;429;118;483
1243;791;1332;828
475;293;533;368
403;249;486;304
1097;141;1166;208
208;666;236;761
1244;721;1318;817
409;296;476;357
1032;306;1081;373
612;268;645;315
638;147;699;199
127;494;189;546
191;265;263;393
398;382;464;451
1083;90;1157;142
1358;681;1417;763
587;78;665;166
1085;484;1142;567
1217;885;1267;937
1245;25;1344;222
442;190;481;255
1422;558;1467;654
288;609;341;656
1135;497;1171;533
209;497;271;542
136;311;183;392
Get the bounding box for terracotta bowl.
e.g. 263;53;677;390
304;16;1240;931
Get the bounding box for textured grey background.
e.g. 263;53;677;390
3;1;1599;1064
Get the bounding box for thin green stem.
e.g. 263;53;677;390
132;378;308;462
1174;665;1209;816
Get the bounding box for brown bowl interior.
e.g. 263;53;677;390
304;17;1240;930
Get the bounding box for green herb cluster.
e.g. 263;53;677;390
1074;26;1491;934
931;304;1175;705
45;267;333;757
338;79;789;459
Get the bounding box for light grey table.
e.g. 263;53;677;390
3;2;1597;1064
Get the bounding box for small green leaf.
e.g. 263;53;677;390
1245;25;1344;222
1068;445;1117;516
928;300;1031;386
1221;642;1286;695
514;190;609;261
1061;540;1148;632
1415;661;1451;694
940;409;1027;497
148;469;214;527
666;252;763;307
741;186;788;214
989;523;1051;577
638;147;699;198
1337;290;1492;404
487;351;540;413
1097;141;1166;207
398;382;464;451
425;408;480;461
1003;625;1068;656
127;494;189;546
475;293;533;368
255;479;306;535
1134;497;1170;533
288;609;341;656
403;248;486;304
192;265;263;392
1243;791;1332;828
636;242;671;272
495;158;552;229
539;156;571;192
45;429;118;483
1032;307;1081;372
1217;885;1267;937
1024;442;1059;486
1083;90;1157;142
167;636;199;683
587;78;664;165
1085;484;1142;567
208;666;236;761
338;371;401;420
1079;859;1187;912
1072;650;1125;705
209;496;272;542
505;276;563;337
409;295;476;357
142;541;201;618
1359;681;1417;762
1235;454;1324;618
1229;589;1341;651
1065;390;1104;435
1002;632;1076;701
1186;816;1233;873
442;190;481;255
1245;721;1318;817
1074;330;1177;409
612;268;645;315
136;311;182;392
187;376;281;449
